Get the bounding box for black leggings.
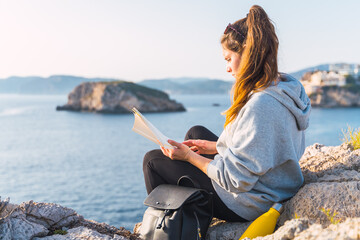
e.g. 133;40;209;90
143;125;247;222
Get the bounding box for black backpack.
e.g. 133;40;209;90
140;177;213;240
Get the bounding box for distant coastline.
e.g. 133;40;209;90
1;63;359;108
0;64;327;95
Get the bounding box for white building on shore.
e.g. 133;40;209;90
300;70;346;95
329;63;360;77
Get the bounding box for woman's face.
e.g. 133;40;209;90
222;47;241;78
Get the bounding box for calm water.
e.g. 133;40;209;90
0;94;360;230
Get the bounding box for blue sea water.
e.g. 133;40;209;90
0;94;360;230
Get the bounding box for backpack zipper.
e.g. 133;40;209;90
194;211;202;240
157;209;171;229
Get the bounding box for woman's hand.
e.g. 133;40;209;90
182;139;218;155
160;139;192;161
161;139;213;174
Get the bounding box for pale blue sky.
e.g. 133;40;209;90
0;0;359;81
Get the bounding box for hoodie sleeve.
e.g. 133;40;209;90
207;94;288;193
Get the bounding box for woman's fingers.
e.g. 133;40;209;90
184;139;208;148
168;139;182;148
160;146;168;156
196;140;206;148
183;139;203;146
166;139;193;161
190;146;201;154
182;140;195;146
161;146;173;159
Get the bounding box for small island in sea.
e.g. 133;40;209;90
56;81;186;113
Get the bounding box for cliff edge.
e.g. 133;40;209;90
187;143;360;239
134;142;360;239
310;85;360;108
56;81;185;113
0;199;140;240
2;143;359;239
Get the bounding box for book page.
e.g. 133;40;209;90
132;108;174;149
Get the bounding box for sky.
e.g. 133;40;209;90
0;0;359;82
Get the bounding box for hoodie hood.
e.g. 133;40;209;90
262;73;311;130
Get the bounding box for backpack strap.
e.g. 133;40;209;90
177;175;201;189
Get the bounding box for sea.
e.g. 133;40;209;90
0;94;360;230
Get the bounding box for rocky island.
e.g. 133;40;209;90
56;81;185;113
1;142;359;239
309;85;360;108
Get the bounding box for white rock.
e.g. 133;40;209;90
33;226;128;240
20;200;83;229
0;207;49;240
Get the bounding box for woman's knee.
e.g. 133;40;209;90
143;149;163;171
185;125;219;141
185;125;208;140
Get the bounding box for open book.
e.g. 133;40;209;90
131;107;174;149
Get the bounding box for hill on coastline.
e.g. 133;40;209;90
138;77;233;95
0;75;124;95
0;63;356;95
287;64;330;80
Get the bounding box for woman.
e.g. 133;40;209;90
143;5;311;222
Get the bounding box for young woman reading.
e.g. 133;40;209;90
142;5;311;222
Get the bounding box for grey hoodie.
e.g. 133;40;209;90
207;73;311;221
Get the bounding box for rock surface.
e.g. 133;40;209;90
278;143;360;227
33;227;129;240
2;143;360;239
134;143;360;239
56;81;185;113
0;199;140;240
309;85;360;107
252;217;360;240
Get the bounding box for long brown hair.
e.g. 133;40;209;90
221;5;279;127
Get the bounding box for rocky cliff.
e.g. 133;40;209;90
135;143;360;239
0;199;140;240
56;81;185;113
2;143;360;239
309;85;360;107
